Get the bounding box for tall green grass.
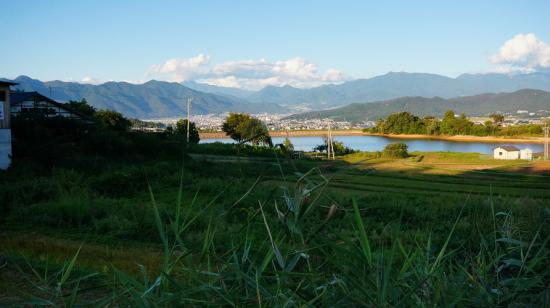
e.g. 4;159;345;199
2;155;548;306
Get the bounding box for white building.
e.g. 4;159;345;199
520;148;533;160
493;146;520;160
0;81;16;170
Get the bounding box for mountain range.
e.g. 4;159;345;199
287;89;550;122
3;72;550;118
4;76;285;118
247;72;550;109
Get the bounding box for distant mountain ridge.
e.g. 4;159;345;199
4;76;286;118
3;72;550;118
249;72;550;110
182;81;254;99
287;89;550;122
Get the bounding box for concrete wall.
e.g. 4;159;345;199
0;129;11;169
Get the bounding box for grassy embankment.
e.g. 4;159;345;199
1;138;549;305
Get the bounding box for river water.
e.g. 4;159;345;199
201;135;544;154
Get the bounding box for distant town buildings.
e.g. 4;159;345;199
145;113;376;132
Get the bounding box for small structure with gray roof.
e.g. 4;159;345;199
493;145;520;160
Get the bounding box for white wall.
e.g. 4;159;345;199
494;148;519;160
520;149;533;160
0;129;12;169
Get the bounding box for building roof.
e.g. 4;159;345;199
9;91;91;120
494;145;520;151
0;81;18;87
10;91;60;106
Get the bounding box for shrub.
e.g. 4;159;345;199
383;142;409;158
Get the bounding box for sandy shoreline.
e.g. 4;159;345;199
199;130;546;144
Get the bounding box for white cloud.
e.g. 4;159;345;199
490;33;550;72
147;55;349;90
201;76;241;88
80;76;109;85
147;54;210;82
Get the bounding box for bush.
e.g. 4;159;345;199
383;142;409;158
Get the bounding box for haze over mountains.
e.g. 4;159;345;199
288;89;550;122
3;72;550;119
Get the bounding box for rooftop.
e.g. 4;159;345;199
0;81;18;87
494;145;520;151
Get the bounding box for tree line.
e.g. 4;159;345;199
365;110;545;137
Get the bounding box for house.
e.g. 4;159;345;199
493;146;520;160
0;83;91;170
9;91;88;120
520;148;533;160
0;81;17;169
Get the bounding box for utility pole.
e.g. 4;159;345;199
327;122;335;160
544;125;549;160
186;97;192;148
327;123;331;160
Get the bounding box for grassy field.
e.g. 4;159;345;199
1;147;549;306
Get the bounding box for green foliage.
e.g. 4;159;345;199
94;110;131;131
172;119;200;144
283;137;294;151
490;112;505;125
2;111;549;306
383;142;409;158
222;112;272;146
314;136;355;155
64;99;97;116
222;112;252;142
381;111;424;134
367;110;545;137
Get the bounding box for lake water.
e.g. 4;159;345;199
201;135;544;154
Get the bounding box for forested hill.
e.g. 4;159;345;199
286;89;550;122
4;76;286;118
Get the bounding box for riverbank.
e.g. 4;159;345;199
199;130;546;144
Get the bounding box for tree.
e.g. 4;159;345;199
423;116;440;135
222;113;272;146
383;143;409;158
94;110;131;131
222;113;252;142
490;113;505;126
282;137;294;153
65;99;96;117
173;119;200;144
314;137;354;155
440;110;457;135
380;112;423;134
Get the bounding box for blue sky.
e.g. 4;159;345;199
2;0;549;89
